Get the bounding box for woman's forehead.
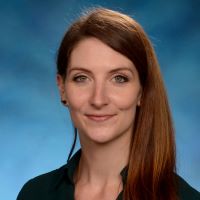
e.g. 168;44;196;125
68;37;136;72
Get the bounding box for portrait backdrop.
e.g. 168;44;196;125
0;0;199;199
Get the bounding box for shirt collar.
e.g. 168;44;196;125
54;149;128;188
66;149;82;183
54;149;81;189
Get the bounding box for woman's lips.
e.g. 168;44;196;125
85;114;116;122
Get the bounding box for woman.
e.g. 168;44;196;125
17;8;200;200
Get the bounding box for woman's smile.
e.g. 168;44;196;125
85;114;117;122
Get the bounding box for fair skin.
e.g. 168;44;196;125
57;37;142;200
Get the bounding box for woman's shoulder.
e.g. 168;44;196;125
176;174;200;200
16;164;68;200
17;150;81;200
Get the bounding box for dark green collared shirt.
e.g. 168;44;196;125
17;149;200;200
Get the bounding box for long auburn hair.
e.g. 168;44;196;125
57;8;178;200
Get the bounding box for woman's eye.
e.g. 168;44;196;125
73;75;88;82
113;75;129;83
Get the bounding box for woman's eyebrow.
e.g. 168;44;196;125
67;67;92;74
109;67;134;74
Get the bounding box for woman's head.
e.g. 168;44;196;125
57;8;158;131
57;8;177;200
57;7;173;151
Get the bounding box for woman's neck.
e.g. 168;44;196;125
75;134;131;185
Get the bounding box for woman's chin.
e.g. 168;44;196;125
80;128;123;145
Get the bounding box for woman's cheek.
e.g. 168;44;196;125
66;86;90;108
110;90;140;110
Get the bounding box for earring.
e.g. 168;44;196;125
61;100;69;106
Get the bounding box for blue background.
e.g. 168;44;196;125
0;0;199;199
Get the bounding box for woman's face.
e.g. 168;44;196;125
57;37;142;145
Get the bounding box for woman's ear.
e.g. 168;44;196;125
57;74;67;104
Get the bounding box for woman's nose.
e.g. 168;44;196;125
89;82;109;109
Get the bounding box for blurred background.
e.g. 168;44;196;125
0;0;199;199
